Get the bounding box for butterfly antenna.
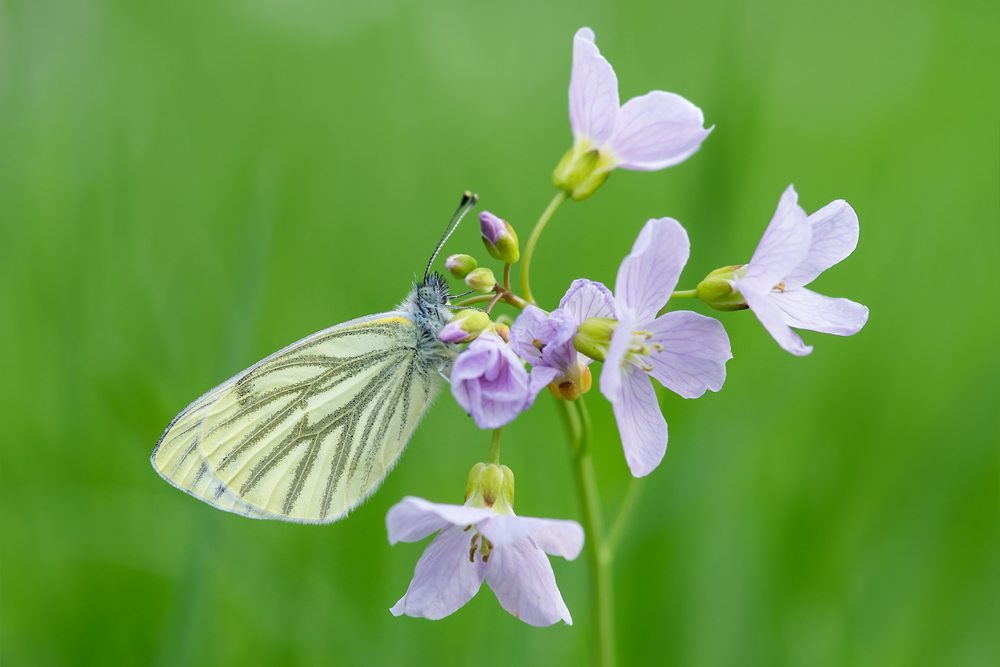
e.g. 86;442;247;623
425;191;478;282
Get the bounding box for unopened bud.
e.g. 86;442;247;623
552;141;613;201
696;265;749;311
445;254;478;280
479;211;520;264
465;267;497;294
440;309;492;343
573;317;617;362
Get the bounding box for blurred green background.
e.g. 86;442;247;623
1;0;997;665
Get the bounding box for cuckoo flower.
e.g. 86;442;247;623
450;331;559;429
509;280;616;400
387;496;584;626
553;27;713;200
725;185;869;356
599;218;732;477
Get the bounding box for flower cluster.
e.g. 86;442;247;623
387;26;867;629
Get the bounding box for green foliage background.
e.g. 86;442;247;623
1;0;997;665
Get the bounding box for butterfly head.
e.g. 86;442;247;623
417;272;452;306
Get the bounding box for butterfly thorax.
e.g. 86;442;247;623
402;272;458;371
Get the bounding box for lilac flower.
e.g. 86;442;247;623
733;185;869;356
387;496;584;626
602;218;732;477
554;27;712;200
509;280;616;400
450;331;559;429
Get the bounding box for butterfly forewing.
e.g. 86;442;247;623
152;312;441;523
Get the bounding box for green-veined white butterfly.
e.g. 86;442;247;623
151;194;479;523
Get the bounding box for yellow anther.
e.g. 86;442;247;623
641;362;654;372
774;282;786;293
651;343;663;352
469;534;480;563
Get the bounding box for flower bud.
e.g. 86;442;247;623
552;143;612;201
547;365;592;401
479;211;520;264
439;309;492;343
465;462;515;514
696;265;749;311
465;267;497;294
445;254;478;280
572;317;617;362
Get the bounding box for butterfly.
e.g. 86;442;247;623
151;193;479;523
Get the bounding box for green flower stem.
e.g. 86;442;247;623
488;429;502;465
606;477;644;556
520;191;568;306
561;397;615;667
503;263;512;292
671;289;698;298
453;291;529;311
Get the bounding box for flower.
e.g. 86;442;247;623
387;496;584;626
509;280;616;400
552;27;713;200
600;218;732;477
731;185;869;356
438;309;492;344
450;331;559;429
479;211;520;264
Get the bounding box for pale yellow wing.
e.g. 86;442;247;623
151;312;441;523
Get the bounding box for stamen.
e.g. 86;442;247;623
641;362;654;372
774;282;786;293
463;525;472;532
532;338;546;351
651;343;663;352
469;534;480;563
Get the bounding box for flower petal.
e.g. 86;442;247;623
558;278;616;324
609;364;668;477
450;333;532;430
508;305;552;364
539;309;581;374
646;310;732;398
390;525;485;620
743;185;812;293
609;91;712;170
744;287;813;356
484;539;573;626
600;308;637;403
787;199;860;288
386;496;494;545
569;27;619;145
526;365;562;408
768;288;869;336
615;217;690;323
479;515;584;560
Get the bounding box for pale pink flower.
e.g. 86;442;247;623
387;496;584;626
601;218;732;477
734;185;869;356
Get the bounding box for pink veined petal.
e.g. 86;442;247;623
386;496;494;545
483;539;573;626
568;27;619;145
610;91;712;171
508;305;552;363
537;309;579;374
744;185;812;293
609;364;668;477
390;525;485;620
479;515;585;560
600;308;637;404
646;310;732;398
768;288;869;336
744;287;813;356
558;279;617;324
615;218;690;323
787;199;861;288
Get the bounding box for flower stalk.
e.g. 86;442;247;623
521;191;568;305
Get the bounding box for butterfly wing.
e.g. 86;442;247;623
151;312;442;523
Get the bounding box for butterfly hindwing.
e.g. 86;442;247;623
151;312;442;523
